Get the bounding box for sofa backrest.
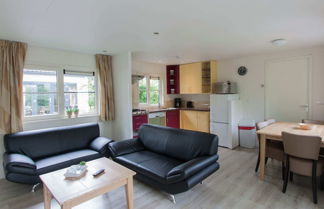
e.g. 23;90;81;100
4;123;100;159
138;124;218;161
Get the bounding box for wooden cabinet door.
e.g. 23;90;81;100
133;114;148;131
166;110;180;128
197;111;210;133
180;110;198;131
180;63;202;94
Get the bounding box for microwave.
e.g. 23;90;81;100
212;81;237;94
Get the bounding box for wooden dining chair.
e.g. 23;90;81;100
302;119;324;157
282;132;323;204
255;120;285;179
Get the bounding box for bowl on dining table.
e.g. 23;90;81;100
298;123;312;130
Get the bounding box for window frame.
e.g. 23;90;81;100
23;65;99;122
137;74;162;107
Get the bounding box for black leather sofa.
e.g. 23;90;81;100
3;123;113;184
108;124;219;194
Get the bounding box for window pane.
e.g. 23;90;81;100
138;77;147;104
23;69;58;116
23;93;58;116
64;74;95;92
64;93;96;114
149;78;160;105
150;90;159;104
64;73;96;115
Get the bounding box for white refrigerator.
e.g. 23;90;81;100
210;94;242;149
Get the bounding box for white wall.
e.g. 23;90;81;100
218;46;324;122
0;46;133;179
111;52;133;140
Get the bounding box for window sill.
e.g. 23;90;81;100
24;114;100;125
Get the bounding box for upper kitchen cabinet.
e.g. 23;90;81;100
166;65;180;94
179;61;217;94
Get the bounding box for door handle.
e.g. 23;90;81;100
300;104;309;112
299;104;309;108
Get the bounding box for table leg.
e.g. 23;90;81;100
259;134;266;180
125;177;134;209
61;204;71;209
43;184;52;209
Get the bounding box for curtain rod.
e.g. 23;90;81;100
63;69;95;76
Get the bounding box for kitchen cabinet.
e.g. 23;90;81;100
180;110;210;133
166;109;180;128
133;114;148;131
197;111;210;133
179;61;217;94
166;65;180;94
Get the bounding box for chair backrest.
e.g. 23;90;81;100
266;119;276;125
256;121;270;131
282;132;321;160
302;119;324;125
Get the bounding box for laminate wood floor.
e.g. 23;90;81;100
1;147;324;209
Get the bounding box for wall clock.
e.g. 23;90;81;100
238;66;248;76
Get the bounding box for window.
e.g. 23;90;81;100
23;69;58;116
23;68;97;120
138;75;161;106
149;76;160;105
64;72;96;115
138;77;148;104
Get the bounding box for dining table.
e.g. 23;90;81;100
256;122;324;180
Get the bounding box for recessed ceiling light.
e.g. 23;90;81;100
271;39;287;47
153;32;160;35
102;50;107;53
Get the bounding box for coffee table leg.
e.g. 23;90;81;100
125;177;134;209
43;184;52;209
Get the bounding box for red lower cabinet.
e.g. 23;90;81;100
166;110;180;128
133;114;148;131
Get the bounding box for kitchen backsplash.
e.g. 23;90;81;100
166;94;210;109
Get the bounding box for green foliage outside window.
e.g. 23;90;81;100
138;77;147;103
137;76;160;105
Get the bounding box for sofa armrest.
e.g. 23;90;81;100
90;137;114;157
108;138;145;158
3;153;36;170
167;155;219;181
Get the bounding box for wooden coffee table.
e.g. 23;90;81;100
40;157;136;209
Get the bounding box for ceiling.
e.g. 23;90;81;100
1;0;324;64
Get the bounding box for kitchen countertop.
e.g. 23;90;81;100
133;107;210;116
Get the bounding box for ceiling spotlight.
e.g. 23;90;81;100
271;39;287;47
153;32;160;35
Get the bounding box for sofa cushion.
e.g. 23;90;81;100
138;124;218;161
4;123;100;159
115;150;184;184
36;149;101;174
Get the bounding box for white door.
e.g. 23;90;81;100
265;57;309;122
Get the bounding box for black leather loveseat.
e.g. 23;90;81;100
108;124;219;195
3;123;113;184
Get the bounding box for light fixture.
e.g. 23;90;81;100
102;50;107;53
153;32;159;35
271;39;287;47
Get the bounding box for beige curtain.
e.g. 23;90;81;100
95;54;115;121
0;40;27;134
